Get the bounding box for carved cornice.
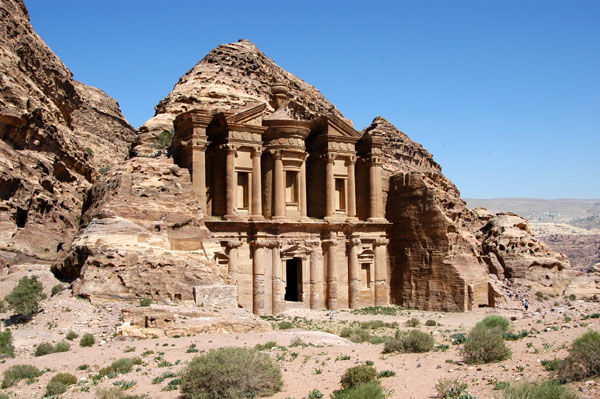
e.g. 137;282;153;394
226;240;243;249
374;238;390;246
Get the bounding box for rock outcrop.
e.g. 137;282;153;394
0;0;136;265
54;158;221;303
136;39;346;156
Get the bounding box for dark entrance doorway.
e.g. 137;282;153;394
285;258;302;301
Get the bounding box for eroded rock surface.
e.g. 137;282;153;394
0;0;136;265
55;158;221;303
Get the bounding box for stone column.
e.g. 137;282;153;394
273;151;285;220
226;241;242;283
225;146;237;220
346;157;356;219
325;154;335;218
299;156;308;219
191;140;208;214
307;240;321;309
348;237;361;309
368;157;382;221
252;242;267;315
271;243;284;314
374;238;390;306
250;147;263;220
324;235;338;310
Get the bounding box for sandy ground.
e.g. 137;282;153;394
1;286;600;399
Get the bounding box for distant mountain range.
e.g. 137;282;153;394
465;198;600;229
466;198;600;270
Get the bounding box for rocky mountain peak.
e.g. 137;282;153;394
364;115;441;175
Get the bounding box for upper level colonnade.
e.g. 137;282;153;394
171;82;387;224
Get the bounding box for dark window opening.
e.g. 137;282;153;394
285;258;302;302
15;207;27;228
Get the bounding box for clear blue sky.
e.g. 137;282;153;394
24;0;600;199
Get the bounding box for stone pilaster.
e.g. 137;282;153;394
224;145;237;220
273;150;285;220
325;154;335;218
324;235;338;310
251;241;267;315
348;237;361;309
346;157;356;220
271;242;284;314
306;240;321;309
250;147;263;220
374;237;390;306
191;139;208;214
299;154;308;219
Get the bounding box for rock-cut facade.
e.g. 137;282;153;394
171;82;389;315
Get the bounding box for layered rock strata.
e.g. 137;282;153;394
0;0;136;265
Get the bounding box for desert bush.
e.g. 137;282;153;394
331;382;386;399
1;364;41;388
383;330;434;354
95;386;149;399
435;378;475;399
475;315;511;334
45;373;77;396
557;330;600;382
0;300;5;313
290;337;307;347
501;380;579;399
378;370;395;378
51;284;64;296
308;389;324;399
0;329;15;359
541;359;561;371
4;276;46;317
80;333;95;347
139;298;152;307
35;341;70;356
340;364;378;390
462;326;511;364
180;347;282;399
450;333;467;345
339;327;370;343
254;341;277;351
66;331;78;340
359;320;385;330
157;131;172;149
278;321;293;330
405;318;420;327
425;320;438;326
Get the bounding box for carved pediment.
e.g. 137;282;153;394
226;103;267;126
308;114;362;147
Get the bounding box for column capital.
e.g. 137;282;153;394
226;240;243;250
251;240;281;249
374;238;390;246
251;146;263;158
369;156;384;166
270;149;283;160
221;143;238;154
349;238;362;247
305;240;321;248
345;156;356;166
323;153;337;163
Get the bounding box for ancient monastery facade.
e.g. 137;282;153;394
172;83;390;315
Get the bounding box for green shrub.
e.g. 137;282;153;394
462;326;511;364
359;320;385;330
278;321;293;330
503;330;529;341
450;333;467;345
35;341;70;356
80;333;95;347
85;147;94;157
475;315;511;334
1;364;41;388
541;359;561;371
95;386;149;399
331;382;386;399
383;330;435;354
181;347;282;399
308;389;324;399
45;373;77;396
139;298;152;307
157;131;172;149
0;329;15;359
4;276;46;317
501;380;579;399
0;299;5;313
378;370;395;378
340;364;378;390
51;284;64;296
425;320;438;327
435;378;475;399
254;341;277;351
340;327;370;343
66;331;78;340
557;330;600;382
35;342;54;357
405;318;420;327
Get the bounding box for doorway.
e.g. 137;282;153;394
285;258;302;301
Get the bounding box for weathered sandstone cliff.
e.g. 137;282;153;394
0;0;136;265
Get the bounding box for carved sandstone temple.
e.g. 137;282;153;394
172;82;390;315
